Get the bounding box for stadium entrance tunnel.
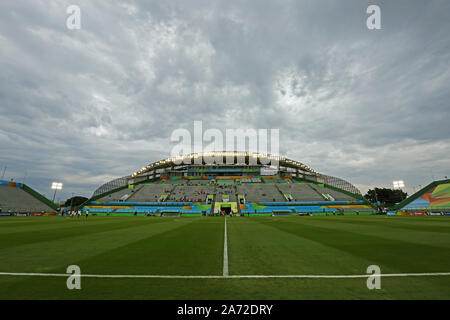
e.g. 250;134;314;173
221;204;232;215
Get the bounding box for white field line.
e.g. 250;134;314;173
223;216;229;277
1;272;450;279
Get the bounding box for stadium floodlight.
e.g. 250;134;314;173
51;182;63;190
51;182;63;202
393;180;405;189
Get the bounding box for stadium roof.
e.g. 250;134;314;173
131;151;319;177
92;152;363;198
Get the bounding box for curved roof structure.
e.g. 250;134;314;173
92;152;362;198
131;151;319;177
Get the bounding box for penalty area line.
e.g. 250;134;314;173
1;272;450;279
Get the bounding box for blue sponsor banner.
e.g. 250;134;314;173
444;212;450;216
0;213;14;216
387;212;397;215
93;201;195;206
258;200;364;206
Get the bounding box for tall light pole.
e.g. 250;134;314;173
70;192;75;209
393;180;406;207
1;166;6;180
373;187;379;204
22;170;27;185
393;180;405;190
51;182;63;203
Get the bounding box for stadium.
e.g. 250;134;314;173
2;0;450;308
83;151;376;217
1;152;450;300
3;151;450;218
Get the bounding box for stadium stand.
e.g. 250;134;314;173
236;184;286;202
278;183;325;201
82;152;375;216
394;179;450;215
128;184;173;202
0;180;56;213
216;184;237;202
97;187;135;202
187;180;212;185
261;177;285;184
308;184;356;201
167;185;214;202
240;178;261;183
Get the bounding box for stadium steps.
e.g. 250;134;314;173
234;185;242;215
309;184;355;201
165;185;178;202
97;188;133;202
216;184;237;202
274;184;288;201
124;184;145;201
210;185;217;215
307;184;328;200
0;185;56;213
277;183;324;201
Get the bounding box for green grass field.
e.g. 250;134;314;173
0;215;449;299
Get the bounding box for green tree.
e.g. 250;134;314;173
364;188;407;208
64;196;88;207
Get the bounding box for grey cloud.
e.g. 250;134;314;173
0;0;449;199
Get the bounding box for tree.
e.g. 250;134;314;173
64;196;88;207
364;188;407;208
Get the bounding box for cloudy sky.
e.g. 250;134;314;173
0;0;449;201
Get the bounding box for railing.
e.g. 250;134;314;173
92;176;130;197
22;184;58;211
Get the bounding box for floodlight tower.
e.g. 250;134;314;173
51;182;63;202
393;180;407;203
1;166;6;179
393;180;405;190
70;192;75;209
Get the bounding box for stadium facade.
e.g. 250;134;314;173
394;179;450;215
0;180;57;215
83;152;376;216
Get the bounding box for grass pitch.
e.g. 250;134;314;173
0;215;449;299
